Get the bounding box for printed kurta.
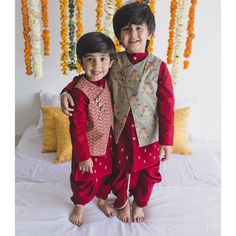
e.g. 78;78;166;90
112;52;175;173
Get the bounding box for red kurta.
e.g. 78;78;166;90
113;52;174;173
69;75;113;205
111;52;174;208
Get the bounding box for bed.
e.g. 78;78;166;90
15;124;220;236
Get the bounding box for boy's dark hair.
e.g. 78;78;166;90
76;32;116;60
113;2;155;48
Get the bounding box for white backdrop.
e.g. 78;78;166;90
15;0;221;145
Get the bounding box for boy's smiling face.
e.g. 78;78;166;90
120;23;152;54
80;52;113;81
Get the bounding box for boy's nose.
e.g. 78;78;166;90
93;60;101;67
129;28;137;38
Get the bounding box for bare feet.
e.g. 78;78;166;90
69;204;85;226
117;200;131;223
97;198;116;218
132;202;144;223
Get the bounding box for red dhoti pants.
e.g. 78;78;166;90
70;174;112;205
112;161;162;209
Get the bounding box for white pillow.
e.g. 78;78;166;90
175;97;202;141
35;90;61;133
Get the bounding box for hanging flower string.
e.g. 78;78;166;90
114;0;123;52
75;0;83;73
60;0;69;75
68;0;77;70
21;0;33;75
28;0;43;78
183;0;197;69
104;0;115;39
166;0;177;64
41;0;50;56
96;0;103;32
171;0;188;85
148;0;155;54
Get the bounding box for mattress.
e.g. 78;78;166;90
15;125;221;236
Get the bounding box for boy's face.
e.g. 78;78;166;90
120;23;152;54
80;53;113;81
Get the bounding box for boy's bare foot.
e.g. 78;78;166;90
117;200;131;223
97;198;116;218
69;204;85;226
132;201;144;223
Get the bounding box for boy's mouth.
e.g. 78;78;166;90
129;40;139;44
91;71;102;76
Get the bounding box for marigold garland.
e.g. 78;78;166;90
28;0;43;79
166;0;177;64
148;0;155;54
95;0;103;32
75;0;83;73
60;0;69;75
41;0;50;56
114;0;123;52
183;0;197;69
104;0;115;39
21;0;33;75
171;0;188;85
68;0;77;70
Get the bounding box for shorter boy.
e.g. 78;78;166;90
67;32;116;226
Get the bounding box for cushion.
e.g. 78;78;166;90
173;107;192;155
36;90;60;133
41;107;63;152
175;97;202;141
54;112;72;163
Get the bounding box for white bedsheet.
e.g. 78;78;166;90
15;125;221;236
16;182;220;236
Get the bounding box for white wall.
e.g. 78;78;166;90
15;0;221;144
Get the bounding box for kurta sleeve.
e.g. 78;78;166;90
157;62;175;145
69;88;91;162
60;76;80;95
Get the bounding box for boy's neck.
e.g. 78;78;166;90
126;51;148;64
84;74;107;87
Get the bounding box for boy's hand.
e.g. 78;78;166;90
79;158;94;174
159;145;172;161
60;93;74;117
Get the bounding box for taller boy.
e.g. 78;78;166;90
61;2;175;223
110;2;174;223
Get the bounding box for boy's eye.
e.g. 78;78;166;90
86;57;93;62
136;26;143;31
122;26;130;31
101;57;108;62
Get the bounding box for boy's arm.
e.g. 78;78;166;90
69;89;91;163
157;62;175;146
60;76;81;116
60;76;80;95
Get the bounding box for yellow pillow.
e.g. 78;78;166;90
41;107;63;152
54;112;72;163
173;107;192;155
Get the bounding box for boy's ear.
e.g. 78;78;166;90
109;60;114;68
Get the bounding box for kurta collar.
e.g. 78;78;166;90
126;51;148;65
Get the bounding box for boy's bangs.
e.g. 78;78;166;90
122;12;146;28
